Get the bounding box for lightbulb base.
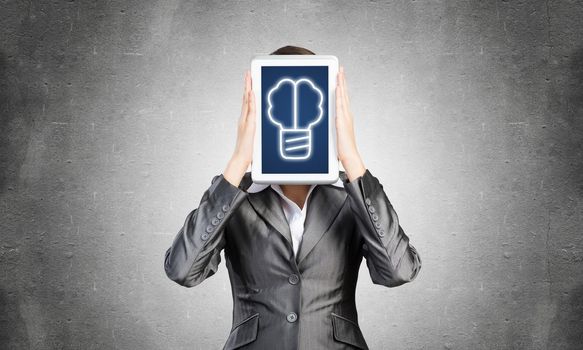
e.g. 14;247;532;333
279;128;312;160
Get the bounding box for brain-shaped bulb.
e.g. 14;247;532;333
267;78;324;160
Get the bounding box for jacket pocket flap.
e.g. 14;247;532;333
223;313;259;350
331;313;368;349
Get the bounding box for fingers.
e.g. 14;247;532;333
340;66;351;112
337;66;349;121
248;89;256;124
240;71;250;121
245;69;251;91
248;70;255;118
245;71;256;122
336;70;343;120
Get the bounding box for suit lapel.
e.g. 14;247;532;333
296;185;348;265
243;172;349;266
247;188;293;249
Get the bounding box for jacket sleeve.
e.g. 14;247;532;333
344;169;422;287
164;174;248;287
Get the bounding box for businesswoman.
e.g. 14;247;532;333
164;46;422;350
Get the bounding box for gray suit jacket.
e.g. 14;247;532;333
164;169;421;350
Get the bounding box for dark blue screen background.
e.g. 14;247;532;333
261;66;328;173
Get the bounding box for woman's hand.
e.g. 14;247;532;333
336;66;366;181
224;70;256;187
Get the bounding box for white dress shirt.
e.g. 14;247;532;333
247;179;345;257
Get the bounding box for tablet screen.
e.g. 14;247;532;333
261;66;329;174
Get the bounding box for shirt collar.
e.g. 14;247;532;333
270;183;317;213
246;178;344;194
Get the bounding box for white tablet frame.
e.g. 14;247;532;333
251;54;339;184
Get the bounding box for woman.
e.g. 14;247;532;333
164;45;422;350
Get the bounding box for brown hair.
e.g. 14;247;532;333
270;45;316;55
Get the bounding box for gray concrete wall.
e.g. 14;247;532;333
1;0;582;349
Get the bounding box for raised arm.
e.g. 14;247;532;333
335;66;421;287
344;170;421;287
164;70;256;287
164;176;247;287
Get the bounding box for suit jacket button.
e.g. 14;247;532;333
201;233;209;240
217;212;225;219
222;204;230;212
375;222;381;229
286;312;298;323
378;229;385;237
288;274;299;285
211;218;220;225
365;198;372;206
368;206;376;213
371;213;379;221
206;225;214;233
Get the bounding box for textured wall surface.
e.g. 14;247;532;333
1;1;582;349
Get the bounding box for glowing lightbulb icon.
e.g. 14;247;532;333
267;77;324;160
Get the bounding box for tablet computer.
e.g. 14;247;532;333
251;54;339;184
